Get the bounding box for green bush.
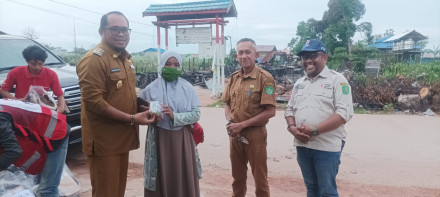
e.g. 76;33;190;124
59;53;84;66
350;43;380;72
132;55;157;73
327;47;348;71
381;62;440;84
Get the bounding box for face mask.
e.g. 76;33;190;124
161;67;182;82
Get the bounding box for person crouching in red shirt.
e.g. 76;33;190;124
0;45;65;113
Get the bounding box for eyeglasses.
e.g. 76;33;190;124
301;53;323;61
103;27;131;36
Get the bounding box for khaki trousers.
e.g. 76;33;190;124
87;152;129;197
230;126;270;197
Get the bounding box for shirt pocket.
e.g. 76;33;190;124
312;88;333;107
108;71;127;94
295;89;305;97
245;90;260;113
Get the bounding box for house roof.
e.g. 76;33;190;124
256;45;277;52
261;51;276;64
367;35;393;49
383;30;428;42
143;48;166;53
143;0;237;21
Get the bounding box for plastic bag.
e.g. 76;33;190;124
23;85;70;113
32;164;80;197
24;85;57;110
58;164;80;197
0;165;38;197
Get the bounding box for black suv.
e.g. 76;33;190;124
0;32;82;144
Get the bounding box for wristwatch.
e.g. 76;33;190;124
312;125;319;136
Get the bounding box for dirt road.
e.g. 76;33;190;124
66;87;440;197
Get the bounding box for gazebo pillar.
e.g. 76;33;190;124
157;17;161;75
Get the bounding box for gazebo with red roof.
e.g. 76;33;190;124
143;0;237;95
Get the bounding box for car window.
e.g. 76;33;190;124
0;38;62;69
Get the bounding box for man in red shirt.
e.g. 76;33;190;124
0;45;68;197
0;45;65;113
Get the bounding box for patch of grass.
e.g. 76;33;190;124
354;107;368;114
206;100;225;108
383;103;395;113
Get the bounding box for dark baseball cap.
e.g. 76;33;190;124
297;39;327;56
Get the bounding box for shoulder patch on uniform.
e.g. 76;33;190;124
342;84;350;95
93;48;104;56
265;86;274;95
340;82;348;86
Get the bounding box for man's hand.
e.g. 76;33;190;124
56;106;65;114
226;122;245;136
288;125;310;143
134;110;155;125
297;125;313;138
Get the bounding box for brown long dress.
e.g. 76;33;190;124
144;126;200;197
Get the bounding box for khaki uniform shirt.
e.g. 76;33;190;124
285;66;354;152
221;66;276;124
77;42;139;156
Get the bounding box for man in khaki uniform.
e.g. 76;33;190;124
221;38;276;197
77;11;155;197
285;39;354;197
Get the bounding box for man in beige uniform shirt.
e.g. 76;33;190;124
77;11;155;197
284;39;353;197
221;38;276;197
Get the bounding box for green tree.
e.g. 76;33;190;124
288;0;368;56
357;22;374;44
287;37;297;54
327;47;348;71
225;48;237;66
322;0;366;55
291;19;326;54
373;28;395;42
350;42;380;72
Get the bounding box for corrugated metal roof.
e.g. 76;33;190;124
367;35;393;49
144;0;234;15
383;30;428;42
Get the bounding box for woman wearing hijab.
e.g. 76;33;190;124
139;51;202;197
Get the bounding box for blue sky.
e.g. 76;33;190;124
1;0;439;53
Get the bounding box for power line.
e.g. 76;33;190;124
48;0;156;27
6;0;154;36
6;0;98;25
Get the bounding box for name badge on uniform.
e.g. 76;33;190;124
323;83;332;89
130;64;135;69
111;68;120;73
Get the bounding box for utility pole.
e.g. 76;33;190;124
73;20;77;52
